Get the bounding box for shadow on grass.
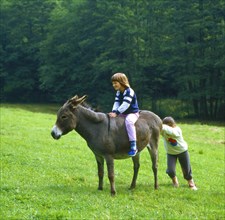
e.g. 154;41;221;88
178;119;225;127
43;179;167;196
1;103;224;126
0;103;61;115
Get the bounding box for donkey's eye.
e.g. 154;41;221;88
61;115;67;120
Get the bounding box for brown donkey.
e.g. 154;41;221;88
51;95;162;195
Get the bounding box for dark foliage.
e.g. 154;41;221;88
1;0;224;120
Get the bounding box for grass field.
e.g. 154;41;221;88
0;104;224;219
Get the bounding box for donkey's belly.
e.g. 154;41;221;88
114;154;132;160
113;142;147;159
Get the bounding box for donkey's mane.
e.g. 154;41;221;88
81;101;100;112
79;103;106;123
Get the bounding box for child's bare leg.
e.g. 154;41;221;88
172;176;179;187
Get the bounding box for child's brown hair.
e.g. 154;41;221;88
162;116;176;127
111;73;130;88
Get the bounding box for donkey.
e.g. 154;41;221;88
51;95;162;195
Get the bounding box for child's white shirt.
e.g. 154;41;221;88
161;124;188;155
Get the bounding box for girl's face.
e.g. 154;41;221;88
112;81;125;92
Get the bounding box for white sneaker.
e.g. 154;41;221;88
190;185;198;191
188;179;198;190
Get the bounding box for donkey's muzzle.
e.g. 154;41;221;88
51;125;62;140
51;131;60;139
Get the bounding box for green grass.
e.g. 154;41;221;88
0;104;224;219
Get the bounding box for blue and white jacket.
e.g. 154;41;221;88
112;87;139;115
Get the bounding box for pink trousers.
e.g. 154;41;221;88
121;112;139;141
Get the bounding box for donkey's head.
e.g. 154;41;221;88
51;95;87;139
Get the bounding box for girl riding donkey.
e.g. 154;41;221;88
108;73;139;157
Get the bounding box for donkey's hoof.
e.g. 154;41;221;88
129;185;136;190
111;191;116;196
154;185;159;190
98;186;103;191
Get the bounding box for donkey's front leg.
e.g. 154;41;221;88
130;154;140;189
105;155;116;196
147;144;159;189
95;155;104;191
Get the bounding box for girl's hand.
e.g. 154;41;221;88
108;112;117;118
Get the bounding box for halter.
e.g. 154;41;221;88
106;114;111;134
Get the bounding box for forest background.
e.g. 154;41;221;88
1;0;225;121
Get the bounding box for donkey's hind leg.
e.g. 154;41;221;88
147;140;159;189
129;153;140;190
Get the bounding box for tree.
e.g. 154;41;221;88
152;0;225;120
0;0;56;102
1;0;224;119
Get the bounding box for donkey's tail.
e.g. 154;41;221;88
147;143;152;150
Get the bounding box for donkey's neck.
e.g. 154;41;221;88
74;105;107;141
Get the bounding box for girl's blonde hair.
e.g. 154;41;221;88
162;116;176;127
111;73;130;88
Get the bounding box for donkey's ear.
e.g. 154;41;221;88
67;95;78;107
70;95;88;108
76;95;88;104
69;95;78;102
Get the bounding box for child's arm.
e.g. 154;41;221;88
112;92;120;112
162;124;180;137
112;101;120;112
116;101;130;114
